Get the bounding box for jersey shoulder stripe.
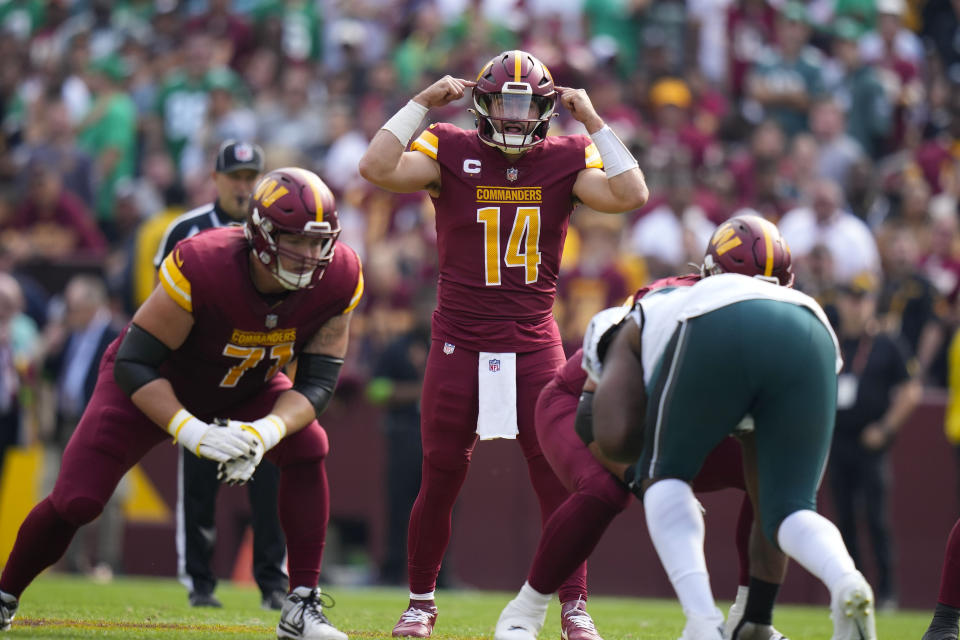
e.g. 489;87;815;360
343;254;365;314
584;142;603;169
411;128;439;159
159;249;192;312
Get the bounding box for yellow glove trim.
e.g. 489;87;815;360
168;409;194;443
240;424;265;447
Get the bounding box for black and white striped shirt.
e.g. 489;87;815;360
153;200;242;268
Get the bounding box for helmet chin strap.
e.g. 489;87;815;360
271;262;315;290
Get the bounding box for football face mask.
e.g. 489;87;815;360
474;88;555;151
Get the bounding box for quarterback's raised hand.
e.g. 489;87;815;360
167;410;259;463
555;86;604;133
414;75;477;109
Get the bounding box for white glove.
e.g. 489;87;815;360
218;438;264;485
215;415;287;486
233;414;287;451
166;409;258;463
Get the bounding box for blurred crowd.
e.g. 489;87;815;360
0;0;957;476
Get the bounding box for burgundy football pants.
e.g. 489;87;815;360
0;358;330;598
936;518;960;607
406;340;579;598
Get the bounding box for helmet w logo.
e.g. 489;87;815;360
712;223;742;256
254;179;289;208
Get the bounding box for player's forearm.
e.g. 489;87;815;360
130;378;188;432
590;124;648;211
267;389;318;436
606;167;649;210
359;98;430;184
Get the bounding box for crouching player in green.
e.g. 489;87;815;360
592;270;877;640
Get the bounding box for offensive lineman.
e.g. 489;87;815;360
0;168;363;640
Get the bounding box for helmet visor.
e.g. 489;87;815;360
478;92;554;121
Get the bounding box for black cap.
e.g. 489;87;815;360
215;140;264;174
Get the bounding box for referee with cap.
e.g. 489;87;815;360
154;140;289;610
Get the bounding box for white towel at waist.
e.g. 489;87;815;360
476;352;518;440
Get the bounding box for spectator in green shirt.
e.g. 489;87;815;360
77;55;136;242
829;17;892;159
746;2;825;137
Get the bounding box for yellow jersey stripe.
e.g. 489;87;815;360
344;260;365;314
411;131;439;159
514;51;521;82
584;143;603;169
159;253;192;313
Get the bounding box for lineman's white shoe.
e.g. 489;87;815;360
679;614;724;640
494;597;547;640
830;572;876;640
277;587;348;640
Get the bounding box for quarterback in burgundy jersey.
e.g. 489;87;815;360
0;168;363;640
360;50;648;639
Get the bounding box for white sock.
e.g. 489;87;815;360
644;479;722;620
777;510;858;593
410;591;435;601
731;585;748;611
514;581;551;614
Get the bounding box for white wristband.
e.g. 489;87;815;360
382;100;429;148
590;125;639;178
167;409;207;455
243;414;287;451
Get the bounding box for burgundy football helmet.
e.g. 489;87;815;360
245;167;341;290
471;50;557;153
701;213;794;287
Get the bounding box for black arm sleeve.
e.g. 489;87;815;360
292;353;344;417
574;390;595;446
113;323;172;397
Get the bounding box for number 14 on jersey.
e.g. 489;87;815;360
477;207;542;286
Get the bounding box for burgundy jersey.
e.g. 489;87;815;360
411;123;602;352
133;226;363;417
553;273;702;395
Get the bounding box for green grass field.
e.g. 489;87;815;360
1;574;932;639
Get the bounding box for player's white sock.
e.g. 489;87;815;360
514;581;551;612
777;509;858;593
410;591;435;601
644;479;722;620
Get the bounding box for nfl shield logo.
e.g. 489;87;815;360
235;143;254;162
265;314;278;328
506;167;518;182
489;358;500;372
443;342;455;355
